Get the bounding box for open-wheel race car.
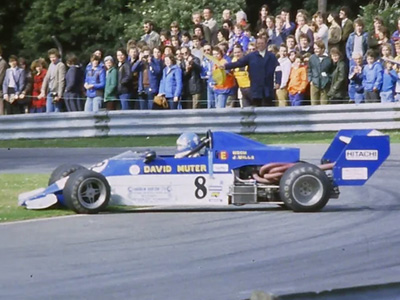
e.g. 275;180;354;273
19;129;390;213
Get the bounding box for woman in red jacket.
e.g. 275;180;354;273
30;58;48;113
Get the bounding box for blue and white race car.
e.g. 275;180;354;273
18;129;390;213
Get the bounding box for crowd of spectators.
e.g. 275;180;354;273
1;4;400;115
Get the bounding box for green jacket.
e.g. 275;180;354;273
328;60;347;100
308;54;333;89
104;66;118;102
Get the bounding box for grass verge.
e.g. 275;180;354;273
0;174;74;223
0;130;399;148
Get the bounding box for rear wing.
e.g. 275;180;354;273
321;129;390;186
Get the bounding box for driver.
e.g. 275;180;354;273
174;132;200;158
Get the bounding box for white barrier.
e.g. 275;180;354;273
0;103;398;140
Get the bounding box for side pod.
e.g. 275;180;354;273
321;129;390;186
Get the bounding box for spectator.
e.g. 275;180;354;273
380;43;393;63
265;15;275;40
18;57;33;113
170;21;182;42
84;54;105;112
30;58;47;113
193;24;207;47
362;49;383;103
231;44;252;107
248;42;256;53
171;36;180;49
228;24;249;55
348;52;365;104
368;16;385;55
270;16;288;47
394;41;400;101
391;17;400;44
327;12;342;52
295;13;314;49
217;28;230;46
298;33;314;57
191;36;203;61
140;20;161;49
181;32;193;49
180;47;202;109
286;35;297;53
85;49;104;75
255;4;269;33
236;10;248;27
104;56;118;110
339;6;353;51
212;46;235;108
160;30;172;47
192;11;212;45
280;8;296;35
224;36;281;107
313;12;329;52
203;7;218;46
222;9;232;22
128;47;141;107
287;54;308;106
116;48;133;110
2;55;25;114
276;44;292;106
158;54;183;109
64;53;84;111
327;47;347;103
346;18;369;63
39;48;66;113
200;44;214;108
0;46;7;115
308;40;333;105
380;59;398;102
138;46;163;109
244;25;256;43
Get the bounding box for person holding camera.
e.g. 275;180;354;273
39;48;66;113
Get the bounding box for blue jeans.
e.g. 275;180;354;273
380;91;394;103
138;88;156;110
30;107;46;113
207;85;215;108
84;96;103;112
46;93;62;112
215;92;228;108
118;93;131;110
167;98;181;109
289;93;304;106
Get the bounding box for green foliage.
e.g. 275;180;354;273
361;0;400;33
124;0;246;41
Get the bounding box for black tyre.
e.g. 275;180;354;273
279;163;331;212
63;169;110;214
48;164;86;186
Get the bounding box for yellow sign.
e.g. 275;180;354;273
232;151;254;160
144;165;172;174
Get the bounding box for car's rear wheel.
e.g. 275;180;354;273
48;164;86;186
63;169;110;214
279;163;331;212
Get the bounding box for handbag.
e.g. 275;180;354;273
153;95;169;108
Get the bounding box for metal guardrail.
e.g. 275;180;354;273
0;103;398;140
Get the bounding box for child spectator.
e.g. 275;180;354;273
348;52;365;104
362;49;383;103
84;54;105;112
287;54;308;106
308;40;332;105
243;25;256;43
30;58;47;113
380;58;398;103
158;54;183;109
327;48;347;103
228;24;249;55
160;30;172;47
64;54;84;111
181;32;193;49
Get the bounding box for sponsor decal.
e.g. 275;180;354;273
213;164;229;172
211;192;220;198
342;167;368;180
129;165;141;175
232;150;255;160
345;150;378;161
177;164;207;173
144;165;172;174
218;151;229;160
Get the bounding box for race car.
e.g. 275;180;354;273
18;129;390;213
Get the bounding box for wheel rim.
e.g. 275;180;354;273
77;178;107;209
291;175;324;206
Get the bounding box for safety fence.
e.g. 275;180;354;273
0;103;398;140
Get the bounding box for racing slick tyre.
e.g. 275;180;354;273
63;169;110;214
48;164;86;186
279;163;331;212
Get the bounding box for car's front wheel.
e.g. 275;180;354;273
63;169;110;214
279;163;331;212
48;164;86;186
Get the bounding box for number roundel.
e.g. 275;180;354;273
194;176;207;199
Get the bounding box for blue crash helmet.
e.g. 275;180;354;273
176;132;200;154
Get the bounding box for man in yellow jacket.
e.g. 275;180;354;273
231;44;252;107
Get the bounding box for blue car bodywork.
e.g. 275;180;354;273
18;129;390;213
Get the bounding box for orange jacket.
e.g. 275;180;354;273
288;66;308;94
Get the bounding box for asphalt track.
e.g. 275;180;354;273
0;145;400;300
